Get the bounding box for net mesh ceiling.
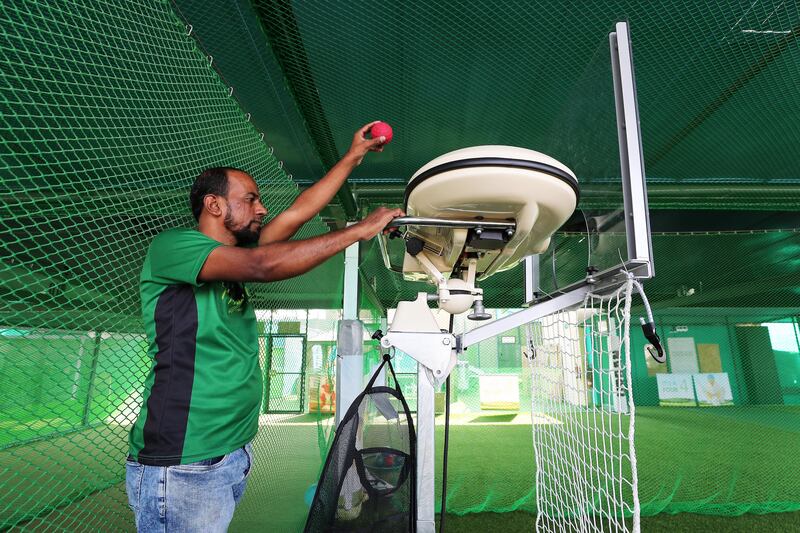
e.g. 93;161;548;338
244;1;800;187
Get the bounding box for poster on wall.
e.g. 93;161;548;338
656;374;697;407
697;344;723;373
693;373;734;406
667;337;699;374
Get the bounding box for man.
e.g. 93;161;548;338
125;122;403;532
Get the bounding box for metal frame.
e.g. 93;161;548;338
380;331;455;382
523;20;654;303
378;217;516;273
461;285;592;349
610;20;654;278
389;216;516;230
382;285;594;532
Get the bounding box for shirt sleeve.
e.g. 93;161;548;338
147;229;223;286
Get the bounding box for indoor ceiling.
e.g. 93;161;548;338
173;0;800;225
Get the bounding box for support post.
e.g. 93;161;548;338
416;365;436;533
335;237;361;426
81;331;103;427
524;254;540;305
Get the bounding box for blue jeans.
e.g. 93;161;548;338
125;443;253;532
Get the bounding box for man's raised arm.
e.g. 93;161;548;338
199;207;402;283
259;122;386;245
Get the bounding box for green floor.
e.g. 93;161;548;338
2;406;798;531
234;405;800;530
442;510;800;532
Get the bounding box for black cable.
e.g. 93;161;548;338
439;314;454;533
439;374;451;533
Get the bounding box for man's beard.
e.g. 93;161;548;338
224;209;260;246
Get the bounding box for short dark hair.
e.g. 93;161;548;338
189;167;243;221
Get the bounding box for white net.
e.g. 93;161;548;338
526;279;640;532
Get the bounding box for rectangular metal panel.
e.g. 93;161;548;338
611;21;654;278
524;254;541;305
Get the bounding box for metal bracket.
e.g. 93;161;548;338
459;284;591;350
380;292;457;386
381;332;456;387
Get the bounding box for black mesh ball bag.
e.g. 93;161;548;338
305;355;416;532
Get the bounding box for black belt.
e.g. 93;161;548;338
127;453;226;465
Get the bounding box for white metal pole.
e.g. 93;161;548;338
335;237;361;426
416;367;436;532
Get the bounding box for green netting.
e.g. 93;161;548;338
0;0;340;530
170;0;326;183
2;0;800;531
246;0;800;210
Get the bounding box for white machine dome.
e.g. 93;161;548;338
402;145;579;282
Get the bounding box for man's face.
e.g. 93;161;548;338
221;171;268;245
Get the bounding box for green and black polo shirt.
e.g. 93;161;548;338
128;228;262;466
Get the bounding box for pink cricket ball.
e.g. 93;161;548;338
370;121;393;143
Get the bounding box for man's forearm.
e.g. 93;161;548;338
200;206;399;284
253;222;363;282
259;122;384;245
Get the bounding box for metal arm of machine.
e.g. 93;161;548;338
388;216;516;230
413;252;451;303
459;285;591;350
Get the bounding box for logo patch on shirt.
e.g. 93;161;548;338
222;282;249;314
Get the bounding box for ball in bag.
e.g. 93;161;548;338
370;121;393;143
304;483;317;507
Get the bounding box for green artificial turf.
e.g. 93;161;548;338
440;510;800;532
3;406;798;531
230;406;800;530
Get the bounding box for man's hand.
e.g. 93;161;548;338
345;121;388;166
355;207;405;241
261;121;388;244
